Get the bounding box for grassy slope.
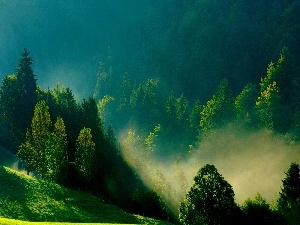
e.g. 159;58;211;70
0;166;172;224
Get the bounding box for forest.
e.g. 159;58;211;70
0;0;300;225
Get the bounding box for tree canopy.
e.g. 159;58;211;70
179;164;237;225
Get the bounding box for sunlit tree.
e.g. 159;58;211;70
46;117;68;182
17;101;68;182
75;127;96;182
235;83;258;124
255;82;280;130
257;48;300;132
17;100;51;179
200;79;235;136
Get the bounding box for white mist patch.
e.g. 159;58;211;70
120;124;300;214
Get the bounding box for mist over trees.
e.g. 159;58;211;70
0;0;300;224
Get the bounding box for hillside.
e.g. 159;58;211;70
0;165;172;224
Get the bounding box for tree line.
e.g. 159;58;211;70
179;163;300;225
2;44;300;224
97;46;300;158
0;49;171;220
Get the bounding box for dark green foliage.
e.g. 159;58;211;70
80;98;107;184
0;49;37;153
129;189;169;220
179;164;238;225
80;97;105;144
241;193;278;225
38;85;81;162
0;75;21;151
287;111;300;144
149;0;300;102
15;49;38;141
277;163;300;225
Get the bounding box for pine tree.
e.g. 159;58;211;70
15;49;37;138
51;85;80;162
0;74;20;151
277;163;300;225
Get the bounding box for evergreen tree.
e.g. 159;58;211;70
277;163;300;225
51;85;80;162
0;75;20;151
15;49;37;138
80;97;108;180
179;164;238;225
0;49;37;153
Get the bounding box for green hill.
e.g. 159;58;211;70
0;166;172;224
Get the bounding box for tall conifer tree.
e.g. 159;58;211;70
15;49;37;138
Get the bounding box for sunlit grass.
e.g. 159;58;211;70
0;166;172;225
0;217;135;224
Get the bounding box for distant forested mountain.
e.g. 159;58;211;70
0;0;300;224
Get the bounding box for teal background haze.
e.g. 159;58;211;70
0;0;155;98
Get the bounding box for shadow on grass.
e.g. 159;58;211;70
0;166;34;221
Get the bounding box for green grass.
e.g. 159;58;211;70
0;217;133;224
0;166;172;224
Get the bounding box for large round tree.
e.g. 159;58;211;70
179;164;237;225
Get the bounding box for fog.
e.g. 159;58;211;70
120;123;300;213
0;0;153;99
0;146;27;174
